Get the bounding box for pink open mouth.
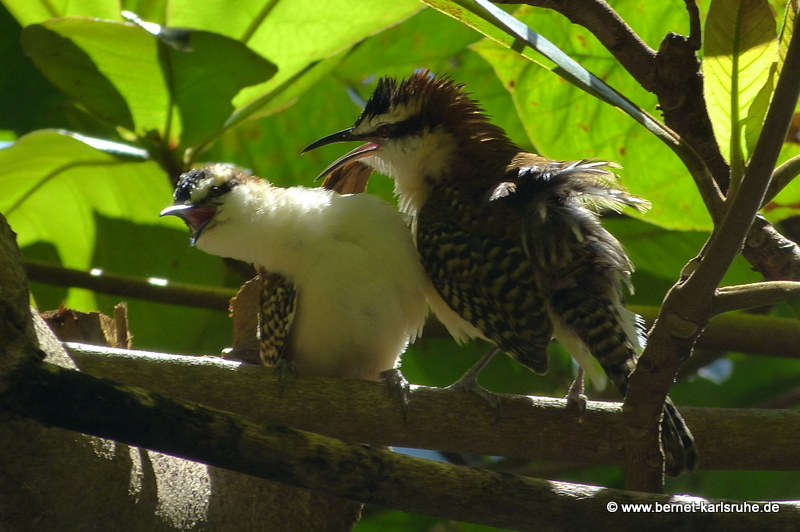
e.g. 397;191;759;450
160;204;217;246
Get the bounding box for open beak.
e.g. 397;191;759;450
302;127;381;182
160;204;217;246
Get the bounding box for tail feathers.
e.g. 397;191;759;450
661;396;699;477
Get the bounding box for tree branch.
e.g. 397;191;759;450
622;14;800;492
66;343;800;472
713;282;800;316
24;259;235;310
630;305;800;361
5;216;800;529
4;357;799;531
30;255;800;361
764;154;800;205
495;0;658;83
499;0;800;283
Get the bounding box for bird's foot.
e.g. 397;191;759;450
565;390;587;421
445;373;502;422
273;359;298;397
380;368;410;423
565;368;587;422
445;346;503;420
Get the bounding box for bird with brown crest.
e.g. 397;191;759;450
304;71;697;477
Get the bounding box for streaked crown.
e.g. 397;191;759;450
352;71;512;145
173;164;243;205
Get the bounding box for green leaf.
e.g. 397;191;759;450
165;0;423;117
703;0;779;171
777;0;798;72
163;29;278;150
0;131;168;271
21;17;276;151
21;22;139;131
2;0;120;26
472;4;711;230
0;129;236;354
22;19;170;139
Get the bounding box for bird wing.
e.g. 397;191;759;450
417;187;554;374
492;158;650;215
487;158;649;390
256;268;298;367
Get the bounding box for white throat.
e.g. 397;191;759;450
195;182;331;278
364;128;457;215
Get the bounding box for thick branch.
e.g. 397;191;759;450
622;16;800;492
4;358;799;531
67;344;800;472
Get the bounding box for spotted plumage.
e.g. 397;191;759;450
256;268;297;367
305;71;697;476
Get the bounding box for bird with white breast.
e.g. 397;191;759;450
161;163;429;382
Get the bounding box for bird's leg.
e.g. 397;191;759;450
565;366;587;421
446;346;502;418
380;368;410;423
273;358;298;398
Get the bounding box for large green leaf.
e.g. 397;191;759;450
21;22;142;132
204;7;530;197
471;3;711;230
0;131;163;267
703;0;779;172
0;129;235;353
165;0;423;117
0;131;160;306
21;18;276;151
0;4;74;141
1;0;119;25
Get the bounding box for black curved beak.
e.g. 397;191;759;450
303;127;381;182
302;127;360;153
160;204;216;247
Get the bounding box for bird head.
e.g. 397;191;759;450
303;71;510;186
160;164;243;246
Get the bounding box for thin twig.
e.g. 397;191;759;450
24;259;235;310
764;154;800;205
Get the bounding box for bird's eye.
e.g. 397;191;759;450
208;183;229;198
375;124;391;138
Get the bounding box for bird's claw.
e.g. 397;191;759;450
381;368;410;423
565;391;588;422
565;368;587;422
446;374;502;422
273;359;298;397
